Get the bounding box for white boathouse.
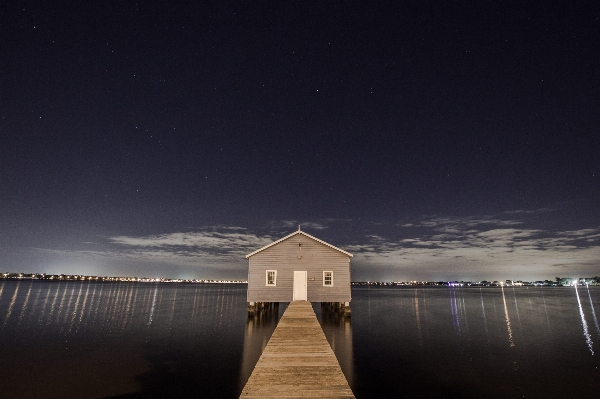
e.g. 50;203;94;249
245;227;353;312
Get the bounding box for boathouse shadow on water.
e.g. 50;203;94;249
315;302;355;388
238;302;283;393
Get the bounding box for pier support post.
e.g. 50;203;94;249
320;301;351;316
343;301;351;316
248;302;279;316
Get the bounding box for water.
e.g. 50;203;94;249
347;286;600;398
1;281;599;398
0;281;252;398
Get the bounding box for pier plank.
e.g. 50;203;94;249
240;301;355;398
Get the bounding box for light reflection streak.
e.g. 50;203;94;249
413;291;422;346
38;285;52;325
421;287;429;328
68;283;84;332
59;285;75;333
540;286;551;333
102;284;115;323
201;283;207;318
76;282;91;333
111;284;123;321
57;284;72;325
147;284;158;326
120;285;133;331
574;284;594;355
449;287;461;336
141;285;152;320
3;281;20;326
169;285;178;328
92;283;105;327
501;286;515;347
47;283;61;325
122;284;133;329
218;289;225;325
192;284;200;317
461;291;469;334
480;288;489;341
60;285;72;325
586;285;600;334
17;282;33;324
29;284;42;322
123;285;136;330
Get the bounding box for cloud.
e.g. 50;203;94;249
107;229;275;259
278;220;328;230
28;228;279;277
349;215;600;281
23;214;600;281
503;207;555;214
417;215;522;229
562;229;600;237
75;218;355;268
24;219;357;278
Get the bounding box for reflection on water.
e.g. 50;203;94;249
350;285;600;399
479;288;489;341
574;283;594;355
316;302;354;387
3;280;20;326
540;285;551;332
148;284;158;325
18;282;33;324
413;290;423;346
501;285;516;347
587;284;600;334
449;286;473;342
0;281;249;399
2;281;599;399
238;302;285;392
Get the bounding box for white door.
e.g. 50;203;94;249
293;271;307;301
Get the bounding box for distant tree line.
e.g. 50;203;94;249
555;277;599;286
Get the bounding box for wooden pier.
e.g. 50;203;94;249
240;301;355;398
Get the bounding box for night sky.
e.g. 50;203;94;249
2;2;599;281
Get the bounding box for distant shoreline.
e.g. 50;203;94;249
2;273;597;287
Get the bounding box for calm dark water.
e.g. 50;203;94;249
1;281;599;398
346;286;600;398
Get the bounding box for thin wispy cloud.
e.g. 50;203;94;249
401;215;523;230
350;214;600;281
503;208;555;215
108;230;275;258
278;220;328;230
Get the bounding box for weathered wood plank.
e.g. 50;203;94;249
239;301;355;398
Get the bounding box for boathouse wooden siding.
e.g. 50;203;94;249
246;231;352;303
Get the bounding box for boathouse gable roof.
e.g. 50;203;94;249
245;230;353;259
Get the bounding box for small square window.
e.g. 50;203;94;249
266;270;277;286
323;271;333;286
